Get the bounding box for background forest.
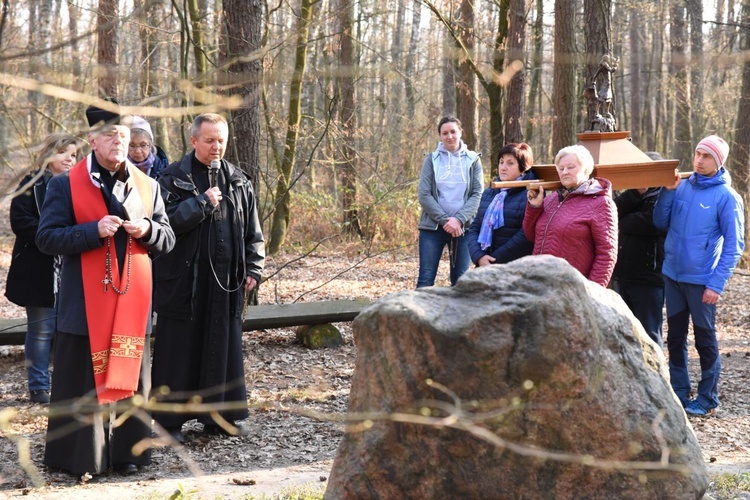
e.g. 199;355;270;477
1;0;749;258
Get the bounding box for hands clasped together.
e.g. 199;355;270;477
442;216;463;238
97;214;151;239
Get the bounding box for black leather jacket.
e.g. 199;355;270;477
154;153;265;319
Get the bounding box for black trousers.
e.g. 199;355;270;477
43;332;152;476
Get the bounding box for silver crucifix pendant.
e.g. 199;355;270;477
102;277;111;292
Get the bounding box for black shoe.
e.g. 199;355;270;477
113;463;138;476
166;427;186;444
203;421;250;437
30;390;50;404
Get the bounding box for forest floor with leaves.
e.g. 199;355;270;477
0;238;749;498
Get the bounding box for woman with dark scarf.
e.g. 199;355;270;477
127;116;169;179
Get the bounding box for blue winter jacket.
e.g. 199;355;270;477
653;167;745;294
466;169;535;265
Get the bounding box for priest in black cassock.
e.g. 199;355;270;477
37;100;175;477
151;113;265;443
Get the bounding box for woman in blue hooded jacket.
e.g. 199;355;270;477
467;143;535;267
416;116;483;287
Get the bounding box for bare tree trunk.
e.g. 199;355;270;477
488;0;509;168
186;0;208;88
97;0;118;97
584;0;612;129
39;0;55;132
405;0;421;118
525;0;543;145
504;0;526;144
442;38;456;116
222;0;263;188
455;0;476;149
0;0;10;47
642;0;661;152
629;6;642;145
671;2;692;167
135;0;150;99
687;0;703;141
731;0;750;244
427;0;507;165
267;0;315;255
713;0;727;86
338;0;362;238
390;0;406;114
66;0;82;92
552;0;576;153
657;0;670;155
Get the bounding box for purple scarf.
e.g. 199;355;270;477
128;152;155;174
477;190;508;250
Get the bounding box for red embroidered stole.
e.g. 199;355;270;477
69;157;153;404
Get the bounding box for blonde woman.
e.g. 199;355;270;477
5;133;79;404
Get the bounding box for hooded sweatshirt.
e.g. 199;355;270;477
417;140;483;231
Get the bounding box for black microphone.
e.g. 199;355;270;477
209;160;220;188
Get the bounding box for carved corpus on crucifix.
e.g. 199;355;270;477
584;54;619;133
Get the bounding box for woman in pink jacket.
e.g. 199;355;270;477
523;145;618;287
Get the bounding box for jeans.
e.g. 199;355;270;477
25;306;56;392
664;277;720;409
417;228;470;288
614;281;665;346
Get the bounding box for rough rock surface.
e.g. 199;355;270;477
325;255;708;499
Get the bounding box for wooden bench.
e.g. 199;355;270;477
242;298;369;330
0;299;371;346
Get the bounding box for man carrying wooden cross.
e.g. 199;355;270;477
654;135;745;417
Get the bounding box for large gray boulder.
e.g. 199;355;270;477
325;255;708;499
